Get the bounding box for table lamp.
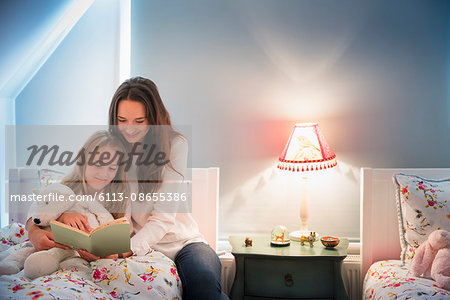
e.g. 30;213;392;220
277;123;337;241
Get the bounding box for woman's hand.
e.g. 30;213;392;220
77;250;133;262
121;251;133;259
57;213;92;233
27;219;68;251
77;250;101;262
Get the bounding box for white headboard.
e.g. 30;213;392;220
192;167;219;250
360;168;450;276
8;167;219;250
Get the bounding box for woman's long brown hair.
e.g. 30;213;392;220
108;77;184;195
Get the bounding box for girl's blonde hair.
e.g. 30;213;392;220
61;130;129;219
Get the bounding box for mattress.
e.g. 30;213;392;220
363;260;449;299
0;223;182;299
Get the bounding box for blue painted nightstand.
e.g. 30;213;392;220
229;236;349;300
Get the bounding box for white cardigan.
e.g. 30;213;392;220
129;136;205;260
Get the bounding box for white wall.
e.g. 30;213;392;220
0;0;121;225
0;0;76;225
131;0;450;240
2;0;449;240
15;0;121;125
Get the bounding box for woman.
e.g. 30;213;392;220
106;76;228;300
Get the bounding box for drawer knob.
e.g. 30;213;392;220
284;273;294;287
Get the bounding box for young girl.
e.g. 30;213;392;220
26;130;130;251
26;130;182;298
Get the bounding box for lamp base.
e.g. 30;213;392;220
270;240;291;247
289;230;320;242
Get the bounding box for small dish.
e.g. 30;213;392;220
320;236;340;248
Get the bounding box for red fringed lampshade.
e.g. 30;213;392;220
278;123;337;172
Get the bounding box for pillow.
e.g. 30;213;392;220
394;174;450;266
39;169;65;188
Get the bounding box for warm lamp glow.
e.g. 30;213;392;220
278;123;337;172
278;123;337;241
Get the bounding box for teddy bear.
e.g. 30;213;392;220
411;229;450;290
0;183;114;279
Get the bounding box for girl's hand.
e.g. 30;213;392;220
57;213;92;233
77;249;133;262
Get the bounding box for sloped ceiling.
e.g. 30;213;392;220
0;0;93;99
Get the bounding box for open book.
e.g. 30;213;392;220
50;217;131;257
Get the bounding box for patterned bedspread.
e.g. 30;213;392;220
0;223;182;299
363;260;449;299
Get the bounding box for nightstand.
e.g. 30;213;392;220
229;236;348;300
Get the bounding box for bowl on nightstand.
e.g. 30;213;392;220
320;236;340;248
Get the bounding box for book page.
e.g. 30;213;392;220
50;220;90;236
90;217;129;235
50;218;130;256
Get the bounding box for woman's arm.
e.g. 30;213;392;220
130;136;188;256
26;183;74;250
25;217;68;251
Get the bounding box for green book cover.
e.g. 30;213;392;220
50;217;131;257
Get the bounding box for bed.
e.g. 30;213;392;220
0;167;219;299
361;168;450;299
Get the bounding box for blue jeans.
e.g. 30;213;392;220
175;242;229;300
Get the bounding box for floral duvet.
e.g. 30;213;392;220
363;260;449;300
0;223;182;299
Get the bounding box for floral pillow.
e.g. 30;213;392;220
394;174;450;266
